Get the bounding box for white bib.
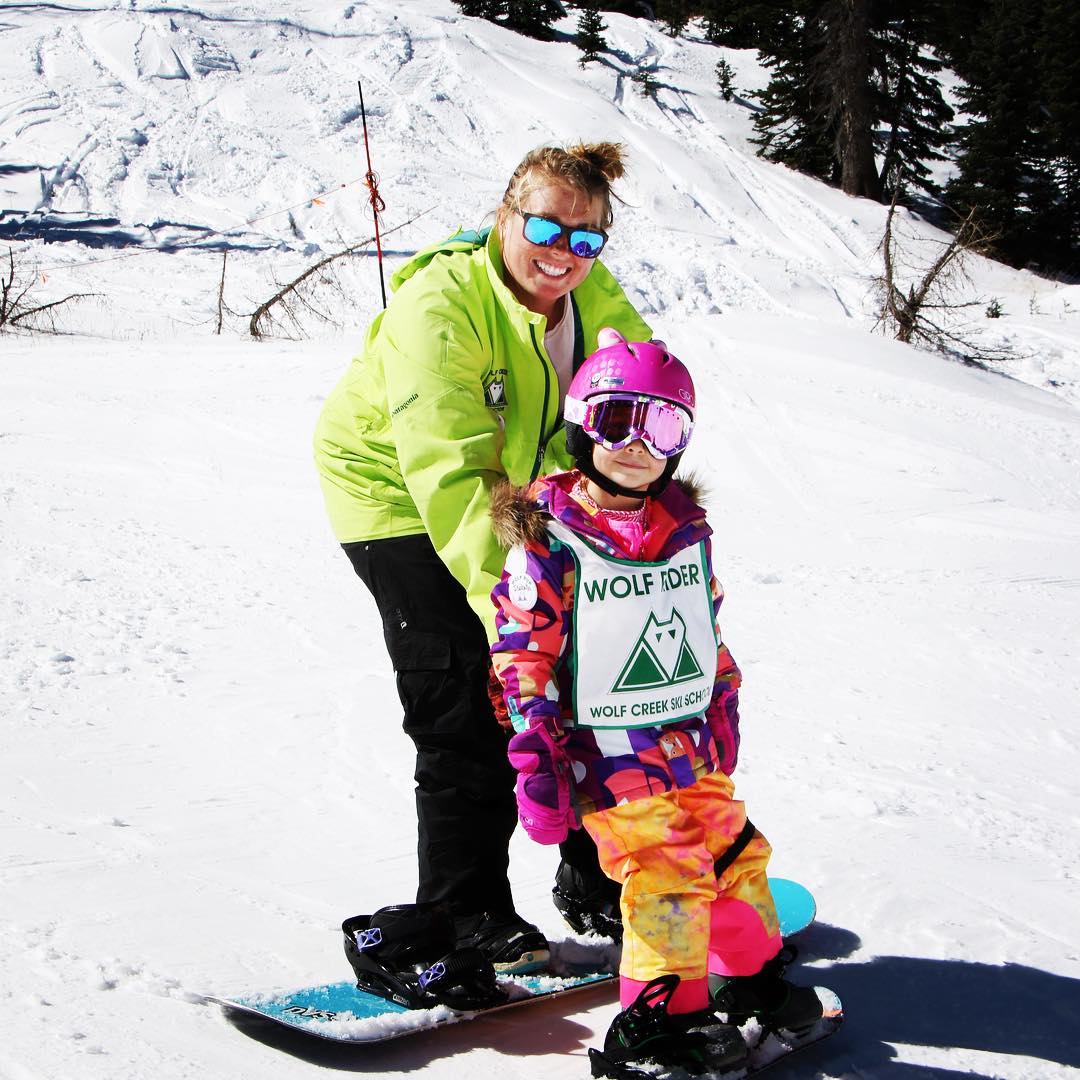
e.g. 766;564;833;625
547;520;717;730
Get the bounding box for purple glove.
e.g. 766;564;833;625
507;722;577;845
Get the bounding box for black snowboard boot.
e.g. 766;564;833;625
709;945;823;1035
589;975;748;1079
552;857;623;941
343;902;504;1010
453;910;549;974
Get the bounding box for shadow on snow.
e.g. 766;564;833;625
0;211;291;253
781;920;1080;1078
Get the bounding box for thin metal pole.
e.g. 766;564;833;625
358;80;388;309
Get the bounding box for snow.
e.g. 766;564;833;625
2;3;1080;1078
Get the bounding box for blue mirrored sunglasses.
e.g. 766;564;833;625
519;212;608;259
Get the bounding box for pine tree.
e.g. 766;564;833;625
872;2;954;202
633;67;660;98
1036;0;1080;268
817;0;879;198
752;1;954;207
453;0;503;17
715;58;735;101
703;0;784;49
503;0;564;40
575;0;608;65
703;0;742;45
946;0;1052;268
655;0;690;38
925;0;989;79
751;6;838;183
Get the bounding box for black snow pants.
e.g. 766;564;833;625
343;532;606;918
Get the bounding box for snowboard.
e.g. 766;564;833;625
770;876;815;938
212;978;842;1075
209;877;820;1047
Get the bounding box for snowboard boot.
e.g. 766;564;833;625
708;945;823;1036
343;902;504;1010
589;975;748;1079
552;857;623;941
453;910;549;974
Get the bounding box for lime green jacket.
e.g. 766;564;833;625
313;227;651;639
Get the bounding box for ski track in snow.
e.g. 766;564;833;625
3;3;1080;1079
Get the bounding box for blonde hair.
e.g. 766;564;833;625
496;142;627;231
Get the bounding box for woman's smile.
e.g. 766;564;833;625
534;259;571;279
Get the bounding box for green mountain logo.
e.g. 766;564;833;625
612;609;704;692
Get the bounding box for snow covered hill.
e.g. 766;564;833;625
3;0;1079;400
3;3;1080;1079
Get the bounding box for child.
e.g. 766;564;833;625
490;329;822;1076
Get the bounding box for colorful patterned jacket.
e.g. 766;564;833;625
490;470;742;818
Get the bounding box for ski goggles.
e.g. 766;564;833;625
519;212;608;259
565;393;693;459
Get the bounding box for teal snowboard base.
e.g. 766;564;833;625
209;968;613;1044
770;876;815;937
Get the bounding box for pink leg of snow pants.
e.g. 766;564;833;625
584;771;782;1011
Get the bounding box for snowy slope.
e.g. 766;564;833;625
3;0;1079;399
3;3;1080;1080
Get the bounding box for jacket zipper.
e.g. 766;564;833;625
529;323;554;482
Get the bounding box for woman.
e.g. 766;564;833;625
314;142;652;972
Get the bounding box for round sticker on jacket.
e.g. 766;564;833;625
508;574;538;611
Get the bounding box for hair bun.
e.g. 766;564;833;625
568;141;625;184
498;141;630;230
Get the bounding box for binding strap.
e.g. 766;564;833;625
713;818;757;882
344;915;504;1011
418;946;504;1009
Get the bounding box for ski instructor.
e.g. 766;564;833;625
313;142;652;971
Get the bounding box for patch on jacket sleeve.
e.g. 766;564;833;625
483;368;508;410
505;544;538;610
508;573;538;610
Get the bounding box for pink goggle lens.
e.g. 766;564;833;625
582;395;692;459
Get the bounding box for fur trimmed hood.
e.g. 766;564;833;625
490;478;552;550
491;470;708;550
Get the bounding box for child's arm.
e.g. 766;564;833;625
491;537;576;844
491;537;570;735
703;536;743;774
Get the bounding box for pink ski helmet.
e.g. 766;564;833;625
568;328;695;416
564;328;695;498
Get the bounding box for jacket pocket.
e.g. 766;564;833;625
384;626;452;672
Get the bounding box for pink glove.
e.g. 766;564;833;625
507;722;577;845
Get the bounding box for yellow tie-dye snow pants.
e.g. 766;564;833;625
583;771;782;999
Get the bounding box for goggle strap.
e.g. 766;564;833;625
564;397;587;424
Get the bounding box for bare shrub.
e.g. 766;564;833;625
874;193;1010;366
0;247;97;334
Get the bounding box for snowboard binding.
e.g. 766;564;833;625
343;902;506;1011
589;974;747;1079
708;944;823;1037
552;857;623;941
